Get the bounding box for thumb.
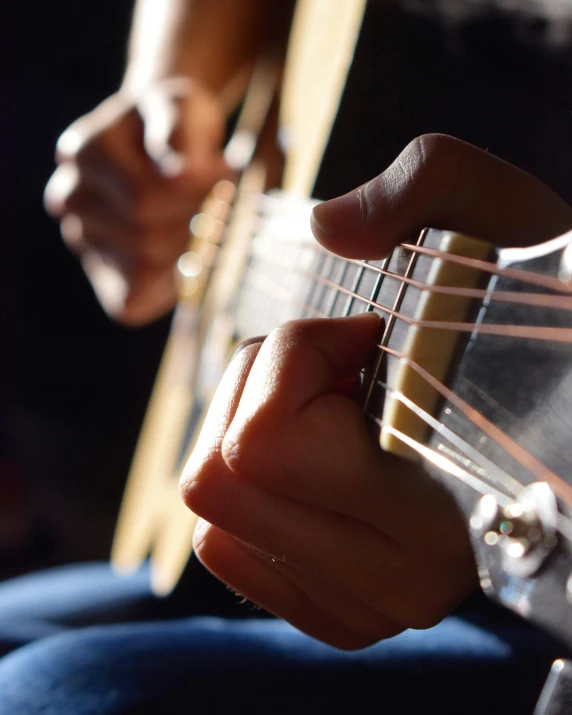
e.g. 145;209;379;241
311;133;572;258
140;78;227;182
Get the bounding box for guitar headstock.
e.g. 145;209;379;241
374;227;572;648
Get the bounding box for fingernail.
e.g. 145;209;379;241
346;311;384;339
311;188;363;235
346;311;382;324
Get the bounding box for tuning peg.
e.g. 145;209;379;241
470;483;558;579
559;241;572;283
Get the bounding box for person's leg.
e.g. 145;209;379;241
0;562;155;655
0;599;564;715
0;558;267;656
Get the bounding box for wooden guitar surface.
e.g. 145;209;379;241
111;0;368;594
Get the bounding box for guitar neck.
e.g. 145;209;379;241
230;192;572;655
231;192;492;440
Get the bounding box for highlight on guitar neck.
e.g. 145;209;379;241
110;0;370;595
110;58;280;594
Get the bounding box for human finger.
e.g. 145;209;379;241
44;163;126;221
59;213;191;268
140;78;228;183
186;446;473;630
311;133;572;258
193;522;404;650
56;97;153;186
217;314;454;543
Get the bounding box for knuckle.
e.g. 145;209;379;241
73;133;107;165
403;133;466;184
44;165;79;216
221;424;268;483
60;97;134;163
269;319;314;354
332;634;379;651
405;607;445;631
59;214;86;253
395;589;449;631
191;524;211;560
221;319;324;483
179;472;199;512
381;133;469;208
59;188;87;215
222;411;287;488
179;458;217;513
405;133;461;164
334;623;404;651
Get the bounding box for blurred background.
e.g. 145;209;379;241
1;0;572;581
1;0;172;576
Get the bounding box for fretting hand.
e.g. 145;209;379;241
181;134;572;649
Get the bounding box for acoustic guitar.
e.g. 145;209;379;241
109;2;572;711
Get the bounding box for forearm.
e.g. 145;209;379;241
122;0;294;108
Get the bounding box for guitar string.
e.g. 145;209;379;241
372;420;572;546
241;246;570;486
349;258;572;312
236;268;572;542
247;240;572;314
361;374;572;543
365;417;572;546
238;222;572;498
305;234;572;296
315;272;572;342
374;344;572;506
238;266;553;491
370;420;513;506
364;232;423;415
266;227;572;295
230;207;572;551
361;376;523;496
243;258;572;343
401;243;572;295
239;263;572;501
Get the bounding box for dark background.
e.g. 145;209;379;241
1;0;572;579
1;1;172;574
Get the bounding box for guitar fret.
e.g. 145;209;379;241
330;260;351;317
315;255;335;316
325;259;348;317
343;263;366;316
366;256;391;313
304;252;327;318
382;237;424;347
363;233;426;419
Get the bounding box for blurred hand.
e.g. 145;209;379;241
180;134;572;650
45;78;229;326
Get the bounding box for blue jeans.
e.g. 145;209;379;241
0;562;564;714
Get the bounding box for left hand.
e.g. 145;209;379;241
181;313;477;650
180;134;572;650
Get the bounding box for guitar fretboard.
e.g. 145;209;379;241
231;191;435;429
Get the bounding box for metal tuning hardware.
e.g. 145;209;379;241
558;241;572;284
470;483;558;579
534;659;572;715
